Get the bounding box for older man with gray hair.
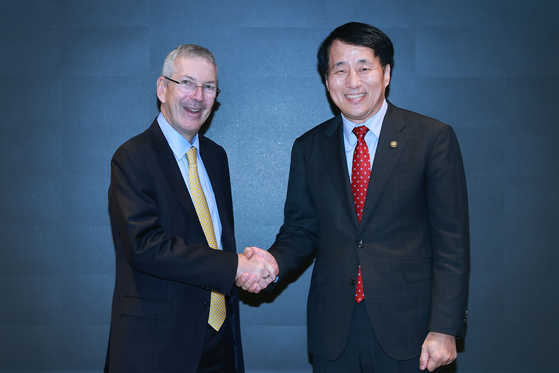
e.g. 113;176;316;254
104;44;278;373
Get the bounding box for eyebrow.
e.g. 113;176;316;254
179;75;217;85
331;61;346;69
331;59;374;69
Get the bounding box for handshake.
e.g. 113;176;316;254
236;247;278;293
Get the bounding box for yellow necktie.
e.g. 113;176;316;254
186;147;226;331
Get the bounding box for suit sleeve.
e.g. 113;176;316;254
109;142;238;295
269;138;319;277
426;124;470;337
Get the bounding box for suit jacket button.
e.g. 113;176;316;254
348;278;356;286
357;240;364;249
204;302;210;310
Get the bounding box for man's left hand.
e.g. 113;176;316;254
419;332;457;371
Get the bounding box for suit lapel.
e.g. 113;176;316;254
359;103;408;232
150;123;232;251
199;136;237;253
321;116;360;228
199;137;225;220
148;121;202;230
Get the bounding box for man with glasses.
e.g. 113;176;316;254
104;44;278;373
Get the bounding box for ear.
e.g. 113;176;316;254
325;75;330;92
156;76;167;104
383;64;391;87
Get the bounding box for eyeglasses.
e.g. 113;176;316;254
163;76;221;98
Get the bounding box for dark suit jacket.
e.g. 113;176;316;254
269;102;470;361
104;119;244;372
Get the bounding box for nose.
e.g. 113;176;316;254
346;69;361;89
190;85;204;101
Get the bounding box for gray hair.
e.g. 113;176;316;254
161;44;218;78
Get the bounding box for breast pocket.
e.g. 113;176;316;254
392;157;420;175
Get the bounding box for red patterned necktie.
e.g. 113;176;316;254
351;126;371;303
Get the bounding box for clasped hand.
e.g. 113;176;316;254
236;247;278;293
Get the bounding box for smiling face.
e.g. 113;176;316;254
157;56;217;142
325;39;391;124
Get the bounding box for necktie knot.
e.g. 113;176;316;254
352;126;369;141
186;147;197;166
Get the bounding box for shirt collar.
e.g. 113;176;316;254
157;112;200;159
342;99;387;142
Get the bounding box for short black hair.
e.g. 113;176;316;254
317;22;394;79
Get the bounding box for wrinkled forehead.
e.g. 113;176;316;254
329;41;377;66
173;56;218;82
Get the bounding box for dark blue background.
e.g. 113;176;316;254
1;1;558;372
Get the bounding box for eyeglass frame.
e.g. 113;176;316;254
163;76;221;98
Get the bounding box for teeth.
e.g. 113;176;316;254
346;93;365;99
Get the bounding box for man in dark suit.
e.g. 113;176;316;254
242;22;470;372
104;44;278;373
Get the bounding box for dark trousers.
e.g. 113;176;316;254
313;300;438;373
197;308;237;373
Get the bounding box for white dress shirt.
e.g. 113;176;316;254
342;99;388;178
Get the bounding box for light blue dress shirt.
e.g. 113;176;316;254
157;113;223;251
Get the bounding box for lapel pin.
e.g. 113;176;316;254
390;141;398;148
